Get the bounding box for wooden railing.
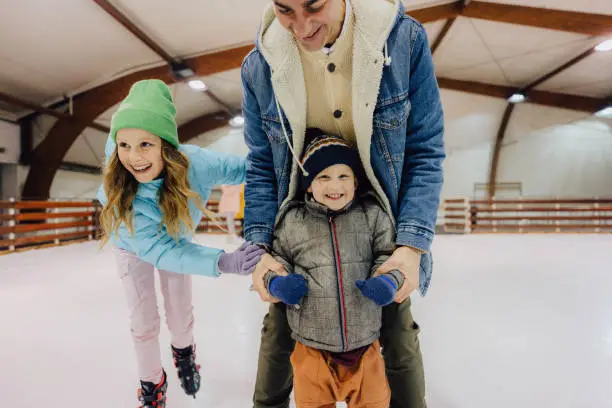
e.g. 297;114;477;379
443;197;612;233
0;199;102;254
0;192;243;255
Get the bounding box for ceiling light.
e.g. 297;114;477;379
595;39;612;52
229;115;245;128
507;93;526;103
594;106;612;118
188;79;207;91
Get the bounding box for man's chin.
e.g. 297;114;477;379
297;28;328;52
299;41;325;52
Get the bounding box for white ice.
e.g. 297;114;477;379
1;234;611;408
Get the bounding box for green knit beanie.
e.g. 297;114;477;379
110;79;179;148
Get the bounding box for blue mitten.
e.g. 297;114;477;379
356;275;398;306
269;274;308;305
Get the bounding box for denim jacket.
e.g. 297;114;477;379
241;0;445;295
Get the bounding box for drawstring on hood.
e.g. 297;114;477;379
384;42;392;66
274;93;310;177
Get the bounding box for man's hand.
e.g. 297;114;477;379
374;246;421;303
251;253;288;303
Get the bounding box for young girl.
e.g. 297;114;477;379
97;79;264;408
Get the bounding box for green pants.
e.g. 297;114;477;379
253;298;427;408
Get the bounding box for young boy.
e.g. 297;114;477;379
264;133;404;408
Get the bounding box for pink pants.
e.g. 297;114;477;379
114;247;194;384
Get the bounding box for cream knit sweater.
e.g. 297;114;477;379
298;8;356;146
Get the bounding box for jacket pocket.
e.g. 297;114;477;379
373;93;410;162
372;93;410;191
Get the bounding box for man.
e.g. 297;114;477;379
240;0;445;407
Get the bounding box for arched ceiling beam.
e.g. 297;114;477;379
22;0;612;198
21;45;251;199
407;1;612;36
461;2;612;36
0;91;109;133
94;0;238;116
487;103;515;198
93;0;177;65
485;43;603;197
407;1;464;23
436;78;607;113
523;48;597;92
178;111;230;144
430;17;458;55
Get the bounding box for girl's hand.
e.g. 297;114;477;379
217;242;266;275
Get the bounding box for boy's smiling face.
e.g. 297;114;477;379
307;164;356;211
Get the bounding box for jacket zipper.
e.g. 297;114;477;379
329;216;349;351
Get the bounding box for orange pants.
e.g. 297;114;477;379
290;341;390;408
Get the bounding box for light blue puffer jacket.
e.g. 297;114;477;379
97;135;245;277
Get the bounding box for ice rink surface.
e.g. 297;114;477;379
1;233;610;408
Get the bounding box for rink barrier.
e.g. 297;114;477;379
0;189;242;255
0;199;101;254
443;197;612;233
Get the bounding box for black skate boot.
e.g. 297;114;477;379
172;344;201;398
137;370;167;408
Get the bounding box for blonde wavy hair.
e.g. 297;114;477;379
99;140;210;246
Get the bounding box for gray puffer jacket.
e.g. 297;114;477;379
265;193;403;353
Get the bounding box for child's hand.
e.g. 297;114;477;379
217;242;266;275
356;275;398;306
269;274;308;305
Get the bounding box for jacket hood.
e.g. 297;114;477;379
256;0;402;69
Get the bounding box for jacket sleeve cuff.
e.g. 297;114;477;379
243;225;274;247
387;270;405;288
396;224;433;253
263;271;276;291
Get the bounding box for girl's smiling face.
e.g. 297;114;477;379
116;129;164;182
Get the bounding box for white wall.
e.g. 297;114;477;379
14;165;102;200
191;126;249;157
50;171;102;199
438;90;505;199
498;104;612;197
437;90;612;200
205;127;250;156
0;120;21;199
0;119;20;164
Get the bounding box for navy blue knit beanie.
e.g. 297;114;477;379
299;130;365;191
